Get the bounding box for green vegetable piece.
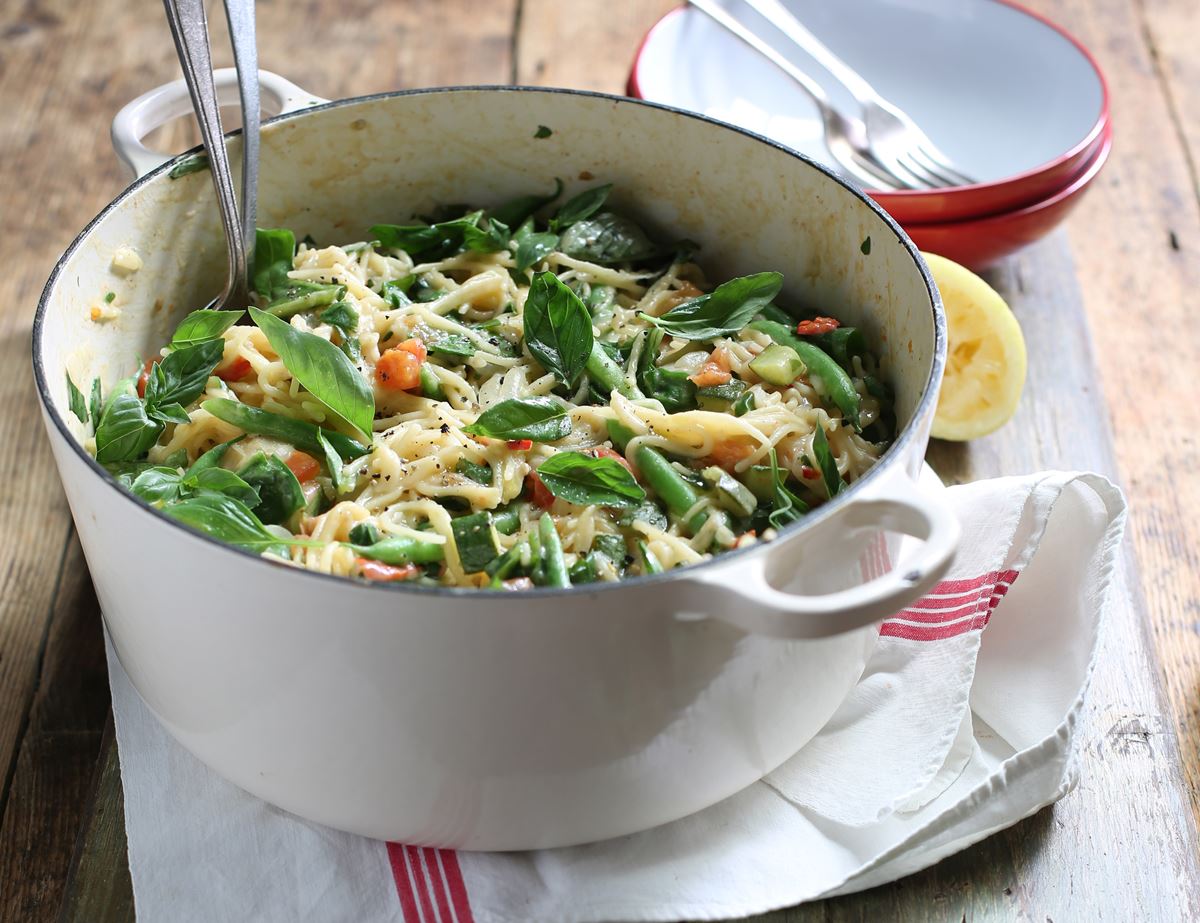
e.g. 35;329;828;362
182;466;260;506
88;377;104;427
733;391;755;416
637;328;694;411
493;506;522;535
861;236;872;255
455;458;492;485
425;331;475;360
162;492;296;557
749;319;862;428
513;219;560;275
811;426;846;499
537;513;571;588
551;184;612;230
522;271;594;386
591;533;628;566
317;430;351;495
605;419;635;452
351;534;445;565
95;391;163;463
701;465;758;517
587;340;642;400
371;212;485;262
742;465;775;502
452;511;502;572
66;372;88;424
265;282;343;318
202;398;369;460
419;365;445;400
238;453;305;525
534;451;645;508
638;540;664;575
348;522;380;546
490;178;563;228
254;228;296;298
617;500;669;533
486;542;529;585
168;153;210;179
558;212;658;264
533;125;552;139
765;448;808;530
631;444;730;540
568;554;599;584
816;326;868;371
695;380;747;401
464;396;572;442
648;272;783;341
188;438;239;475
380;276;415;308
750;343;807;386
143;339;224;412
170;308;243;350
758;303;794;326
249;306;375;440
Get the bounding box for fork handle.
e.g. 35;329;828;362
222;0;259;291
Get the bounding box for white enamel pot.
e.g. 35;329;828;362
34;73;957;850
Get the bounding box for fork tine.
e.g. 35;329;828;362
894;151;959;189
908;145;976;187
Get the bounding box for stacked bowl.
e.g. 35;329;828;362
628;0;1110;268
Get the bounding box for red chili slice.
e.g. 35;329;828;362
796;317;841;336
507;439;534;451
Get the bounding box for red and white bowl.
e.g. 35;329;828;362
629;0;1110;265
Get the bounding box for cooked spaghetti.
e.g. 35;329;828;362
75;182;893;588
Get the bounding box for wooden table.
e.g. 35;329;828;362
2;1;1198;919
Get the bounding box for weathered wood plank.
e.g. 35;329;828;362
1140;0;1200;201
0;537;108;923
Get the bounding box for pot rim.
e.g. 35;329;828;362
32;84;945;601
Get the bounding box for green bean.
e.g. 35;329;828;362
203;398;370;459
748;319;861;428
419;364;445;400
757;303;794;326
349;535;445;565
487;542;528;585
586;341;642;400
537;512;571;588
606;419;635;452
493;506;522;535
638;540;664;575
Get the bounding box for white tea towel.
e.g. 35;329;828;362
107;470;1125;922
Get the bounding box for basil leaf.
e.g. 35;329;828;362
130;466;184;503
534;451;645;508
490;178;563;228
348;522;380;546
591;533;629;567
321;301;361;362
169;153;210;179
513;219;559;274
636;328;695;412
618;500;669;532
522;271;593;386
162;492;292;557
183;466;260;506
455;458;492;484
143;339;224;409
254;228;296;297
265;282;343;319
202;398;369;460
812;426;845;498
249;307;375;441
551;184;611;230
169;308;243;349
766;448;808;530
88;378;103;427
647;272;783;340
425;331;475;360
452;511;502;572
371;211;484;262
381;277;415;308
462;217;510;253
148;401;191;426
559;212;657;264
237;453;305;525
66;372;88;423
95;392;163;463
317;430;352;495
186;438;237;475
463;396;571;442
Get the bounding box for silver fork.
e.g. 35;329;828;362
161;0;252;309
690;0;977;190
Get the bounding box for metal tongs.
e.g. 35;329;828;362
161;0;260;310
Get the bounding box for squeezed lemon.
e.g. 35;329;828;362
924;253;1027;441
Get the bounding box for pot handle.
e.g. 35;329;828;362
111;69;327;179
676;474;960;640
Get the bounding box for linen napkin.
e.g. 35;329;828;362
106;469;1125;922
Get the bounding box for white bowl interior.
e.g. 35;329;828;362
635;0;1105;185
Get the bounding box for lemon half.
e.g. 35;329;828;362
924;252;1027;441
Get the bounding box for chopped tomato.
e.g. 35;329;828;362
708;439;754;471
525;471;555;509
135;357;159;398
586;445;635;477
216;355;252;382
356;558;420;582
376;347;422;391
507;439;533;451
285;450;322;483
800;465;819;480
659;280;705;311
688;347;733;387
396;337;428;362
796;316;841;336
501;576;535;591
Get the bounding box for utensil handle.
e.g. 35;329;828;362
222;0;259;273
111;69;326;180
674;473;960;639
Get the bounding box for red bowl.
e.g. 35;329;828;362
899;121;1112;270
628;1;1110;224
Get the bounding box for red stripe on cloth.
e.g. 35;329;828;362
387;842;423;922
439;849;475;923
897;599;987;623
931;570;1018;595
406;845;437;923
880;570;1020;641
880;612;991;641
422;847;454;923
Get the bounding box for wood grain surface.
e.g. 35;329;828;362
0;0;1197;920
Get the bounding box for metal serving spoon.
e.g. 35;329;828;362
161;0;255;310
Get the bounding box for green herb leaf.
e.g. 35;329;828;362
169;308;243;350
425;330;475;360
188;438;239;475
513;219;559;274
182;466;260;506
130;466;184;503
169;153;210;179
733;390;755;416
143;339;224;411
321;301;361;362
811;426;845;499
455;458;492;485
522;271;593;386
348;522;380;546
104;291;116;304
148;402;191;426
618;500;669;532
533;125;552;139
534;451;645;508
490;178;563;228
463;396;571;442
371;211;484;262
462;217;511;254
162;492;294;556
254;228;296;297
647;272;782;340
95;392;163;463
452;511;502;572
558;212;658;264
249;306;375;440
317;430;352;495
202;398;369;460
88;377;103;426
237;453;305;525
551;184;612;230
66;372;88;424
860;236;872;256
636;328;696;412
